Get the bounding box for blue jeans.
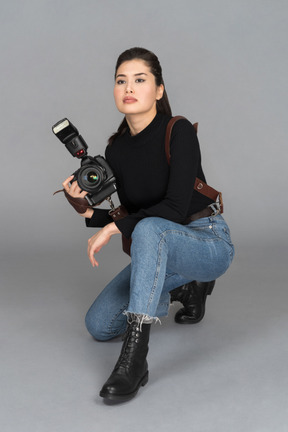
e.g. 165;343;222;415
85;215;234;340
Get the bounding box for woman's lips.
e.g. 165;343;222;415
123;97;137;103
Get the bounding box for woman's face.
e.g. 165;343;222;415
114;59;164;118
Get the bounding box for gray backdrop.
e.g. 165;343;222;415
1;1;287;431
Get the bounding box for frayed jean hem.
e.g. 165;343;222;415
123;311;162;331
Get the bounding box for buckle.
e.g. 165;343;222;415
208;202;221;216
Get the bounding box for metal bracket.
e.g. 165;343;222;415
208;202;221;216
105;196;116;211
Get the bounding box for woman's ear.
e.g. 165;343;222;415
156;84;164;100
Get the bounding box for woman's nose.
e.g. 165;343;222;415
125;84;134;93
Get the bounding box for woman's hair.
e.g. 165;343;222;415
108;47;172;146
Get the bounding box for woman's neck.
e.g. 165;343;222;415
126;110;157;136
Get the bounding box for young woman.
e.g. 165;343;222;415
62;47;234;402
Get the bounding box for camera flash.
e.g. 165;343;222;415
52;119;70;135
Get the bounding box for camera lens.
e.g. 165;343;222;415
77;165;104;193
85;171;99;184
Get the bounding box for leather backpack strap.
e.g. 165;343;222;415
165;116;223;213
165;116;188;164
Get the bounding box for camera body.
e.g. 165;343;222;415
52;118;117;206
72;155;117;206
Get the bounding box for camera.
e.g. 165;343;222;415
52;118;117;206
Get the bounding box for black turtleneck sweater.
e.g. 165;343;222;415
86;113;213;238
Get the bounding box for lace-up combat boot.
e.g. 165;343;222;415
170;280;215;324
99;320;151;402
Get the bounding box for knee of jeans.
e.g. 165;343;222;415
85;309;111;341
85;308;126;341
132;217;160;242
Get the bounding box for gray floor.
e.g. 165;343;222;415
1;242;287;432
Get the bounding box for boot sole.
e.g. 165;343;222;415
175;310;205;324
99;371;149;402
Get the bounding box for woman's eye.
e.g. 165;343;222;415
116;80;125;85
135;78;145;83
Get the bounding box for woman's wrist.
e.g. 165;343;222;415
103;222;121;236
80;208;94;218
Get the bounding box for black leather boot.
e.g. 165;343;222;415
170;280;215;324
99;320;151;402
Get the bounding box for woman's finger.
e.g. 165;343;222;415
69;180;88;197
70;180;82;193
87;243;99;267
62;175;74;191
69;179;79;191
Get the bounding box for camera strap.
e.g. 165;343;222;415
165;116;223;213
54;187;129;220
53;188;91;214
109;204;129;221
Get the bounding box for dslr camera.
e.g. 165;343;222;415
52;118;117;206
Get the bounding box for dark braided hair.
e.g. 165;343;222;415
108;47;172;146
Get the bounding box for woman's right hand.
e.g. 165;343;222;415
62;175;94;218
62;175;87;198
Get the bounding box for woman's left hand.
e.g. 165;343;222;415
87;222;121;267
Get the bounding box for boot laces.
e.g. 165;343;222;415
116;325;140;369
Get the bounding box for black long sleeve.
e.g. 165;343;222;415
90;113;213;238
85;208;112;228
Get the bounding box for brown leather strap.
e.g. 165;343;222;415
108;205;131;254
53;189;91;214
109;205;129;221
165;116;189;163
194;178;219;202
165;116;223;213
184;206;214;224
122;235;132;256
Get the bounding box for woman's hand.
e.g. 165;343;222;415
62;175;93;218
62;175;87;198
87;222;121;267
